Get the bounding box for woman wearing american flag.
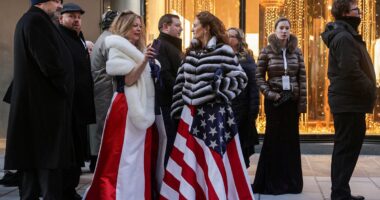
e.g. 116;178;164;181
160;11;255;200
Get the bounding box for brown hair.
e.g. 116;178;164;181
274;17;291;30
158;14;180;31
186;11;228;54
331;0;357;19
227;27;248;52
109;10;146;52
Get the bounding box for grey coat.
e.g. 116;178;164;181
89;30;113;155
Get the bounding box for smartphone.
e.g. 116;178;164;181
149;39;161;64
151;39;161;56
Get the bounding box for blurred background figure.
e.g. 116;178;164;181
227;27;259;168
89;10;119;173
86;40;94;55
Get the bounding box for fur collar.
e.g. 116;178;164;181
105;34;145;64
104;34;156;130
268;33;298;54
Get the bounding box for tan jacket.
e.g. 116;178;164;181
256;33;307;113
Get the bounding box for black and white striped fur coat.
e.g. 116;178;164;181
171;36;248;118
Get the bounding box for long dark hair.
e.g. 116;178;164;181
186;11;228;55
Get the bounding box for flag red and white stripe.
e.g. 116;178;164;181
84;92;160;200
160;105;254;200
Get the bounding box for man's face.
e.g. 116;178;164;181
60;12;82;34
163;17;182;38
344;2;361;18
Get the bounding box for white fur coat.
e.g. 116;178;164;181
105;35;156;130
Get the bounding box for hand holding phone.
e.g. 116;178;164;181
149;39;161;64
151;39;161;54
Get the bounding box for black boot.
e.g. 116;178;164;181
351;195;365;200
0;171;20;187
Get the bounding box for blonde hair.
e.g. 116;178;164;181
109;10;146;52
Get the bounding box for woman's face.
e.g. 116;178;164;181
192;18;206;41
125;18;142;45
275;20;290;41
227;29;239;50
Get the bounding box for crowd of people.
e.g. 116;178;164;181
1;0;376;200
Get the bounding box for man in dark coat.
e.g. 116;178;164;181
155;14;183;166
5;0;76;198
321;1;377;200
58;3;96;199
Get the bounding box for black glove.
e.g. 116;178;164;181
273;91;293;107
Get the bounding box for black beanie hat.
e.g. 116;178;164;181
31;0;49;5
101;10;119;30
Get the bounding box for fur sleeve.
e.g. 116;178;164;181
170;64;185;119
106;47;135;76
214;47;248;102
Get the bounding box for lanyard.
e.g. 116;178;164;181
282;48;288;75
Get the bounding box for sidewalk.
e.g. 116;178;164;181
1;152;380;199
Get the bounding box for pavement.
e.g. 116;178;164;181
0;144;380;200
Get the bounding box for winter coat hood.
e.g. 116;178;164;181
321;20;360;48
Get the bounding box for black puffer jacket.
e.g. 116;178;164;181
321;20;376;113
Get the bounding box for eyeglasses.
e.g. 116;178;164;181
351;7;361;15
228;35;238;39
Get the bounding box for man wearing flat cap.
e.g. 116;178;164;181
58;3;96;200
5;0;76;199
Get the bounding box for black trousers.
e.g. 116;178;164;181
19;169;62;200
331;112;366;200
61;119;86;199
62;167;81;199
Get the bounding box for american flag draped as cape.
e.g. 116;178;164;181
160;103;255;200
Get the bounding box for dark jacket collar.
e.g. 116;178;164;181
321;20;363;48
335;20;360;36
29;6;53;23
58;25;85;41
268;33;298;54
158;32;182;51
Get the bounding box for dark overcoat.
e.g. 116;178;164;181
58;25;96;124
232;53;260;150
58;25;96;165
4;6;76;170
156;32;183;107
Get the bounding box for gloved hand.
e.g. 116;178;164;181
273;90;293;107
